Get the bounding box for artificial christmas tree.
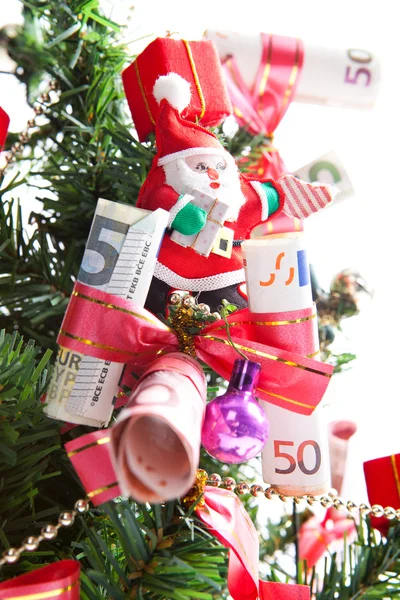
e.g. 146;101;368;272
1;3;399;599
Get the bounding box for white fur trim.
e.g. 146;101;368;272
167;193;193;227
154;262;245;291
158;147;230;167
153;73;191;113
250;180;269;221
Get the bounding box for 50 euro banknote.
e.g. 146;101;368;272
44;198;169;428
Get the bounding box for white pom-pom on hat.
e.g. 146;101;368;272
153;73;191;113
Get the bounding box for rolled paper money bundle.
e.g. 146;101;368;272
44;198;169;427
328;420;357;495
205;30;380;110
110;352;207;503
293;150;354;205
242;232;331;496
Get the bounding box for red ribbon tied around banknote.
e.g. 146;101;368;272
222;33;304;180
0;560;80;600
59;281;333;416
196;484;310;600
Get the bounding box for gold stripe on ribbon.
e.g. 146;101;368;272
134;60;155;125
202;335;331;378
233;106;244;119
307;350;320;359
256;387;314;410
230;528;258;579
278;38;301;117
87;481;119;499
214;313;316;330
71;290;168;329
67;436;111;458
258;34;273;107
391;454;400;499
4;580;78;600
182;39;206;120
60;330;157;358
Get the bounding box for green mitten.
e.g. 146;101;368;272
260;181;280;216
171;202;207;235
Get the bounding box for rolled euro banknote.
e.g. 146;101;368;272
44;198;169;427
293;150;354;205
205;29;379;109
328;420;357;495
110;352;207;503
242;232;331;496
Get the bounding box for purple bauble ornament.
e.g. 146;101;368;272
201;359;269;464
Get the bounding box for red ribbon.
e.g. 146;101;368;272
65;429;121;506
222;33;304;181
59;282;332;416
0;560;80;600
197;487;310;600
0;105;10;151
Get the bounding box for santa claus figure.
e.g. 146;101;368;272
138;73;332;315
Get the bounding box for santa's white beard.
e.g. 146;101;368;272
163;157;246;221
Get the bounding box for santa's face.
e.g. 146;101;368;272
163;153;246;221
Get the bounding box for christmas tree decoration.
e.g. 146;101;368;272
0;561;80;599
242;232;331;495
0;106;10;152
293;150;354;205
186;470;311;600
298;507;356;569
205;31;304;181
56;280;333;414
2;3;400;599
126;50;333;313
110;352;207;503
205;31;377;208
364;453;400;535
330;268;374;316
65;430;122;506
202;359;269;463
44;198;169;428
206;30;380;112
122;38;232;141
328;420;358;495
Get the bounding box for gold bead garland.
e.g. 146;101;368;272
0;79;59;176
2;469;399;569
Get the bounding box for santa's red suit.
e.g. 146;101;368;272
137;100;284;308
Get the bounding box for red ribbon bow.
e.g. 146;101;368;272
0;560;80;600
197;486;310;600
59;281;333;416
298;507;356;569
222;33;304;181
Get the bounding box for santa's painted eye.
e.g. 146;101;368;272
216;161;226;171
195;162;208;172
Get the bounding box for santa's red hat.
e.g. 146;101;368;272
0;106;10;151
153;73;231;167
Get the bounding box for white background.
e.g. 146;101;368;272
1;0;399;506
